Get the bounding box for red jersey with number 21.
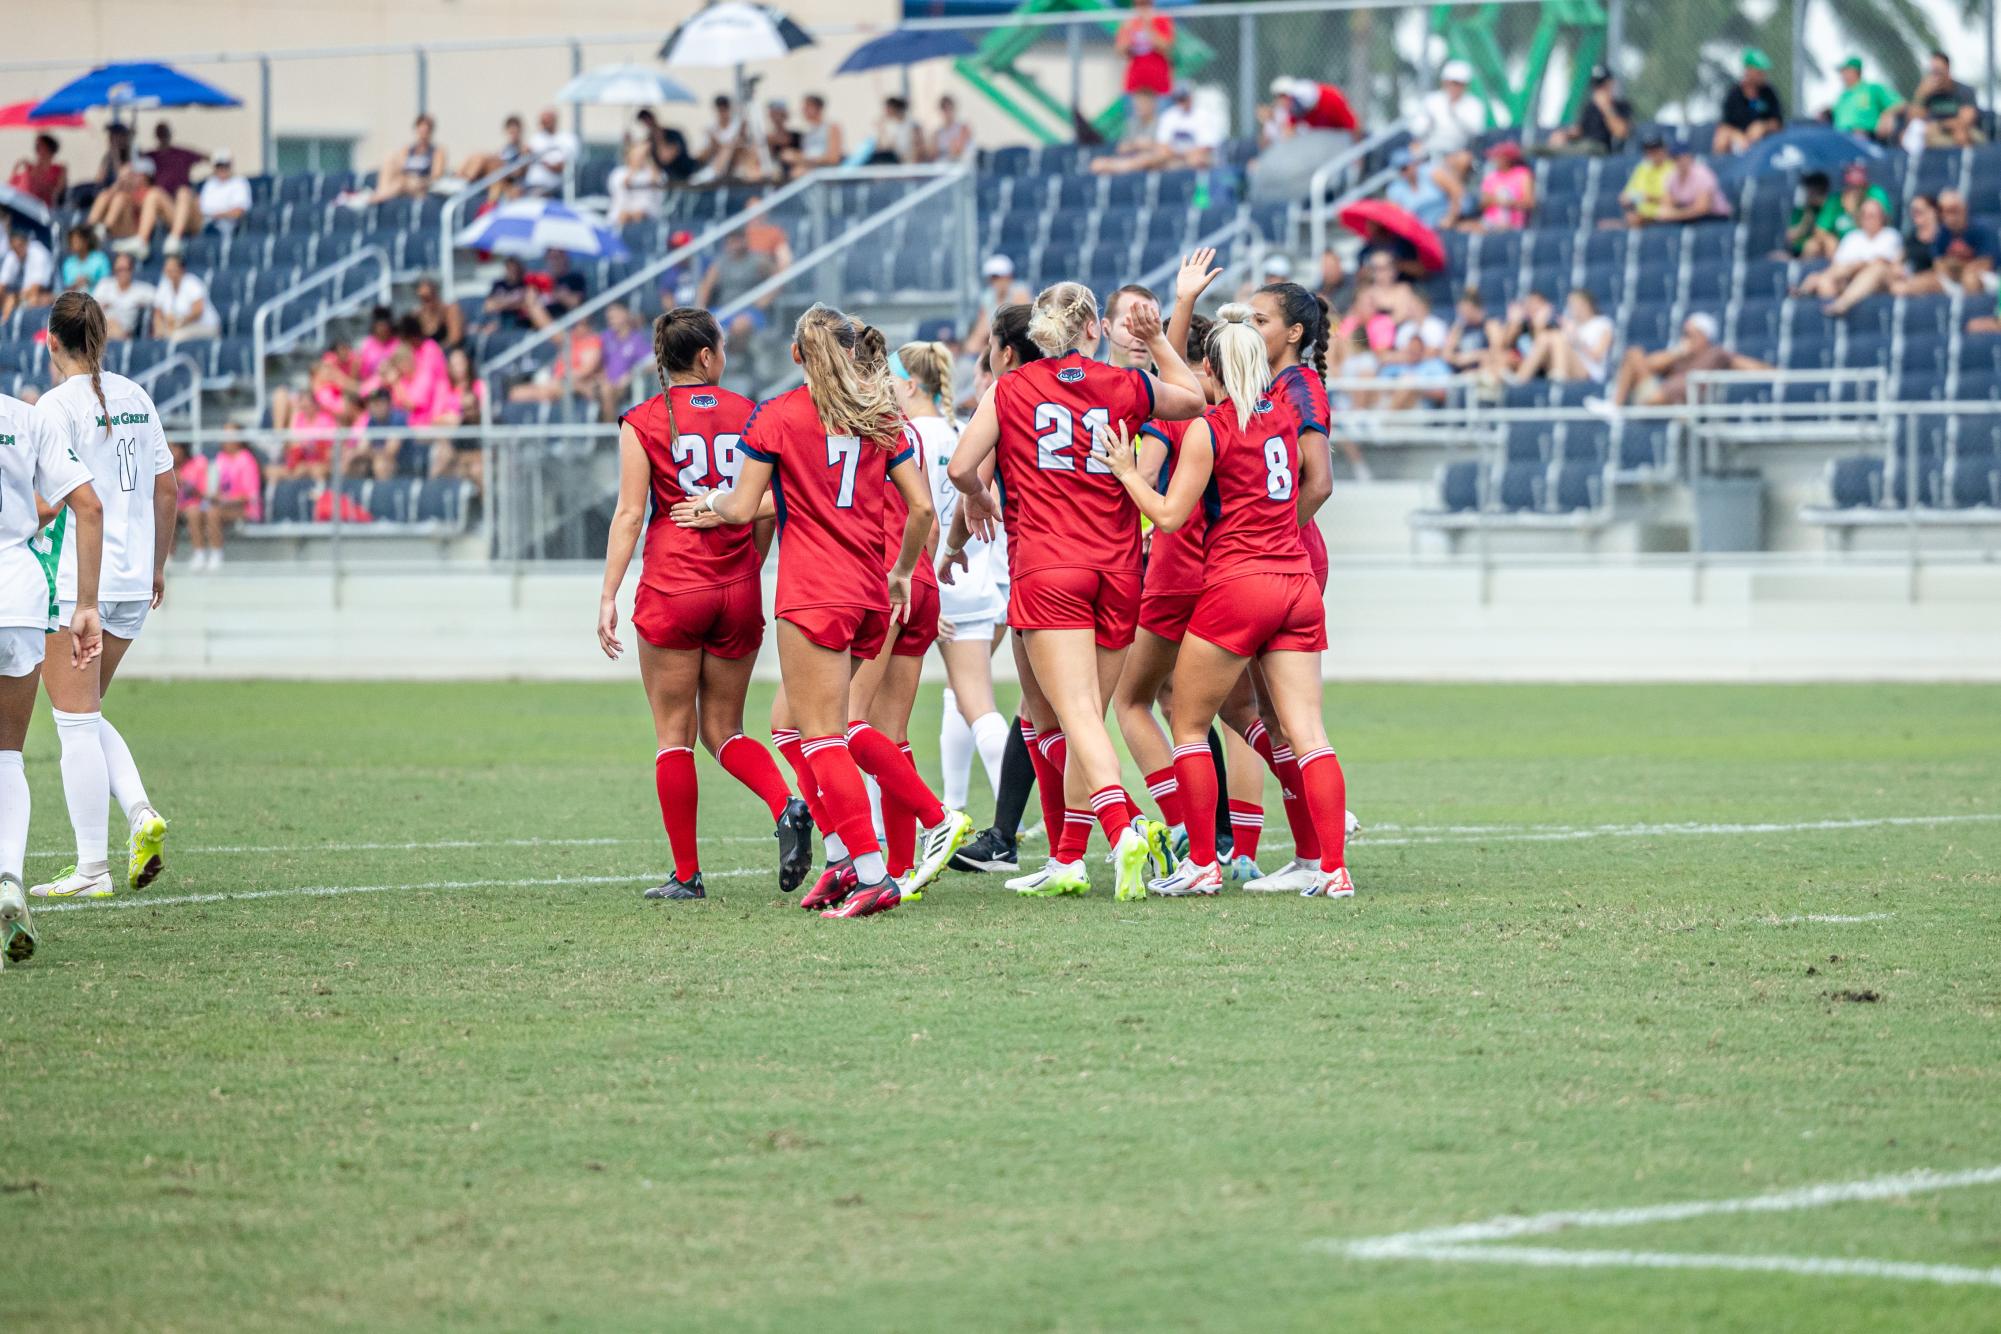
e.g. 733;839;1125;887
739;384;913;616
993;352;1155;578
623;384;758;594
1202;396;1311;584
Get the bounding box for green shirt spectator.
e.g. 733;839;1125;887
1830;56;1904;137
1815;164;1894;242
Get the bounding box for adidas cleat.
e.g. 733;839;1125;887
820;877;900;919
1223;854;1265;885
643;873;706;901
1;878;34;967
1006;859;1090;897
1113;820;1159;902
29;866;113;900
1240;857;1319;894
775;796;815;893
1145;819;1178;879
1149;860;1222;897
127;807;168;889
906;810;972;898
1302;867;1356;899
801;861;857;911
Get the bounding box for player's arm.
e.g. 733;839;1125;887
66;482;105;667
1296;427;1332;524
1093;417;1210;532
597;422;651;659
1165;247;1220;355
672;454;771;527
887;452;934;612
150;425;176;608
1135;425;1171;481
1129;300;1204;420
948;384;1000;499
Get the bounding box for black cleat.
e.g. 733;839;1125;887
643;873;705;901
775;796;814;893
950;827;1019;874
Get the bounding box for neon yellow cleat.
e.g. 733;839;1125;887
1113;820;1156;902
128;808;168;890
1007;860;1091;897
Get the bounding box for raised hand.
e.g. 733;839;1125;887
1124;298;1164;347
1175;247;1222;306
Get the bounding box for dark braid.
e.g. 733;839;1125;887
1309;293;1332;378
49;291;109;435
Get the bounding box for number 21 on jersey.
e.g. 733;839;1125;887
1033;404;1112;474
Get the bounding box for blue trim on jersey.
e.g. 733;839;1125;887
889;446;915;469
1201;475;1223;525
1130;367;1156;417
739;442;777;463
771;471;787;529
1275;366;1329;435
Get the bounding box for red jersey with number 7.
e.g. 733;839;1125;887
992;351;1155;578
1201;396;1311;585
739;384;913;616
1270;363;1330;580
623;384;758;594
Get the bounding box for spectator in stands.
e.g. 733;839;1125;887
1483;289;1556;379
1968;296;2001;335
1714;49;1785;155
357;307;400;379
481;258;537;334
0;228;55;323
1356;217;1427;281
410;277;464;352
1315;248;1354;311
94;157;155;256
1154;85;1222;168
633;110;696;187
9;133;67;209
608;139;667;225
392;314;450;416
1804;162;1894;259
1268;77;1361;137
1512;288;1613;383
1794;196;1904;315
1341;251;1417;353
152;253;220;342
352;385;412;481
1893;190;1996;297
276;380;349;483
696;96;758;185
1116;0;1177;99
761;101;800;176
433;346;487;486
524;107;578;196
540;248;588;324
964;254;1030;359
459;115;530;187
1782;171;1833;257
599;300;653;417
1385;146;1448;229
1903;51;1985;150
1233;254;1293;304
60;226;109;293
1463;139;1534;232
1619;134;1728;226
1545;65;1632;155
1901;192;1941;276
162;148;251;254
94;122;135;191
1416;60;1485;220
1091;89;1163;174
1829;56;1905;144
656;228;699;308
696;229;777;346
1377;292;1454;408
508;315;605;407
92;251;152;339
146;123;205;199
1588;313;1771;413
1442;286;1494;374
372;114;445;203
868;97;927;165
178;424;262;569
779;94;845;179
934;95;975;164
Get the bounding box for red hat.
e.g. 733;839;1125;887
1842;162;1869;186
669;229;695;248
1486;140;1524;163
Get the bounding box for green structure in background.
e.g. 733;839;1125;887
1428;0;1608;129
952;0;1214;146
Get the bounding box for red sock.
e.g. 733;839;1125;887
1296;747;1348;871
847;723;946;827
1170;743;1219;865
882;742;917;876
1089;785;1135;845
773;728;834;833
1144;767;1186;828
718;733;792;822
1024;724;1067;842
1228;800;1265;861
1056;809;1094;863
654;746;701;880
800;736;880;858
1249;722;1319;863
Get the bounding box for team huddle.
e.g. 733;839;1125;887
599;249;1355;918
1;291;176;967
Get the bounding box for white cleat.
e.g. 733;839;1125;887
28;866;113;900
906;809;973;898
1345;809;1362;839
1;877;35;967
1240;857;1321;894
1302;866;1357;899
1149;860;1222;897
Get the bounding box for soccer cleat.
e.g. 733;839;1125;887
774;796;814;892
1346;809;1363;839
820;876;900;919
906;810;973;898
127;807;168;889
1113;820;1157;902
1145;819;1178;879
1240;857;1321;894
1169;823;1189;860
1017;820;1045;843
1;878;35;967
1302;867;1357;899
801;861;857;911
1224;853;1265;885
28;866;113;900
1006;859;1090;897
642;873;706;901
950;827;1018;874
1149;860;1222;897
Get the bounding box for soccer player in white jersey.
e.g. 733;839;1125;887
28;293;174;901
0;389;105;962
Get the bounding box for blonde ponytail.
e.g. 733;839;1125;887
895;339;959;428
1209;303;1274;429
1026;281;1099;357
794;303;903;444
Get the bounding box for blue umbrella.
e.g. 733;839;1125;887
0;183;54;244
1719;125;1885;182
29;62;241;117
455;199;629;260
836;28;978;75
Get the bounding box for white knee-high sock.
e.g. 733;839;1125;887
939;688;973;810
52;709;110;872
98;714;151;823
0;751;28;884
862;773;886;842
971;711;1010;804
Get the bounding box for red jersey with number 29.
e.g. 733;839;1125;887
624;384;758;594
992;352;1155;578
1201;397;1311;584
1137;418;1209;596
1270;363;1330;577
739;384;914;615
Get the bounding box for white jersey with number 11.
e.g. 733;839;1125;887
36;371;172;604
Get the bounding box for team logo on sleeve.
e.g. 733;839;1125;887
691;393;718;409
1255;398;1274;413
1057;367;1086;384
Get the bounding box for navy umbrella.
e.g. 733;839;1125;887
836;29;978;75
1719;125;1884;181
30;62;241;117
0;184;54;244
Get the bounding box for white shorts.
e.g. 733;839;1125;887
0;627;45;679
941;612;1003;644
59;599;151;641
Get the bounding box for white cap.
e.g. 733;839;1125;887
1441;59;1474;85
982;255;1014;278
1685;312;1719;341
212;148;233;166
1262;254;1293;277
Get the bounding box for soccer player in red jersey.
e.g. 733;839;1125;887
597;308;811;902
948;281;1204;900
1092;305;1355;899
671;305;970;919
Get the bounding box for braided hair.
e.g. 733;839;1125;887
1257;281;1330;378
48;292;110;436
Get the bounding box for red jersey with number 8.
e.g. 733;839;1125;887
739;384;913;615
1270;363;1330;579
992;352;1155;578
1201;396;1311;584
624;385;758;594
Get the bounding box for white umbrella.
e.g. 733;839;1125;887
556;64;697;107
659;2;814;68
455;199;629;259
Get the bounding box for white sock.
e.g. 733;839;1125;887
99;714;151;824
853;849;887;883
824;832;849;863
862;774;886;842
939;689;973;810
970;711;1009;803
208;548;224;568
53;708;110;873
0;751;27;884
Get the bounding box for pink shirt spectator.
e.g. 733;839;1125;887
1668;158;1731;218
1480;163;1534;229
358;332;399;380
214;446;264;520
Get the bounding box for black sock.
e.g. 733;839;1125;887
991;715;1035;840
1208;725;1233;856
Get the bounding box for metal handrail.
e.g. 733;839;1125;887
1306;119;1413;263
251;244;393;417
133;353;205;435
1139;214;1263;301
439;158;537;304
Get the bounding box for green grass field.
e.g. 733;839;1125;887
3;680;1999;1332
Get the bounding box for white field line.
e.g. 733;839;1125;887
1325;1165;2001;1289
1768;912;1896;925
33;867;764;914
1355;812;2001;849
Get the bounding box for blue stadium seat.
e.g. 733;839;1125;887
1504;421;1556;463
1827;455;1883;507
1686;261;1731;304
1580;229;1626;269
368;477;420;522
1738;257;1791;302
1839;331;1891;369
1438;460;1482;512
267;478;318;523
1968;142;2001;197
1152;170;1199;209
1633;227;1681;270
1915;148;1966;197
1559;418;1610;465
1947;460;2000;507
416;478;472;525
1501;381;1548;410
1495;460;1545;511
1688;222;1734;267
1473;231;1521;276
1550;461;1603;511
1616;420;1670;473
1622;302;1675;350
1580;261;1625;307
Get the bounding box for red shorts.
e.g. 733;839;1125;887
1188;573;1327;657
892;578;941;658
780;603;892;660
1312;558;1329;593
634;577;764;658
1008;565;1142;651
1137;589;1200;641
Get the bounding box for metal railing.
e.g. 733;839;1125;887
439;157;547;305
251;244;393;416
134;353;206;433
1140;213;1266;301
1305;120;1412;264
